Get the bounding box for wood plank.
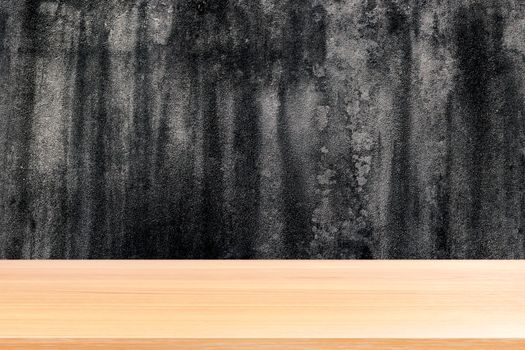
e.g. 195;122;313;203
0;261;524;340
0;339;524;350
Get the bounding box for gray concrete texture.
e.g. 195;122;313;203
1;0;524;258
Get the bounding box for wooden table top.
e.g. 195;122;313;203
0;261;524;348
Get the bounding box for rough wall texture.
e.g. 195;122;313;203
1;0;525;258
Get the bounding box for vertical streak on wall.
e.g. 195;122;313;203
88;24;110;258
257;82;285;257
232;80;261;258
4;1;41;258
435;94;452;258
0;9;11;257
156;8;197;257
491;8;524;258
68;12;89;258
191;59;204;257
278;0;312;258
384;1;419;258
29;3;73;258
448;2;525;258
454;4;490;258
154;34;179;257
124;1;154;258
406;0;455;258
229;3;263;258
200;69;226;258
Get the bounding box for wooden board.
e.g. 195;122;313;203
0;261;524;348
0;339;524;350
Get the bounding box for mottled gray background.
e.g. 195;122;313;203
1;0;524;258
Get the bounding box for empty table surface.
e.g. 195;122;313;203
0;261;524;348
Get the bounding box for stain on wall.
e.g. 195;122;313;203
1;0;525;258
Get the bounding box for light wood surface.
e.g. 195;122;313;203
0;339;524;350
0;261;524;348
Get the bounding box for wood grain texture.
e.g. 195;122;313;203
0;339;524;350
0;261;524;340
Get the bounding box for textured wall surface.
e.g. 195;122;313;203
1;0;525;258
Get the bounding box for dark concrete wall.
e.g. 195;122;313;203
1;0;525;258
